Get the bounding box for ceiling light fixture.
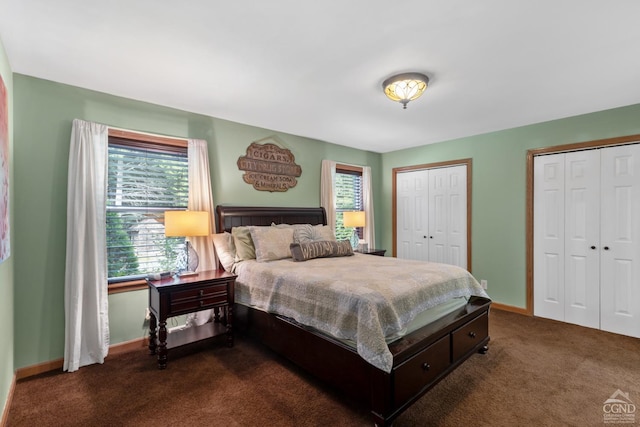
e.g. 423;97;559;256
382;72;429;109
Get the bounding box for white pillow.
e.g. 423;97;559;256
212;232;236;272
250;226;294;262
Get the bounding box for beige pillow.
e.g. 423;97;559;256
212;232;236;272
250;226;294;262
232;226;256;261
293;224;336;243
290;240;353;261
271;222;309;232
315;224;336;241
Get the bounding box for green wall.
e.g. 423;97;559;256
0;37;14;421
10;71;640;375
12;74;381;369
380;104;640;308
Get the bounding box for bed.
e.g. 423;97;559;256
215;205;491;426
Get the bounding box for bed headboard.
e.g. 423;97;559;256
216;205;327;233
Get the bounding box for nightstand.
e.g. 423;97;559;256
147;269;236;369
358;248;386;256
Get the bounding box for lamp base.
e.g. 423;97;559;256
350;229;359;250
175;241;200;276
187;241;199;272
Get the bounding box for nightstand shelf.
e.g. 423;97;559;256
147;269;236;369
166;322;230;349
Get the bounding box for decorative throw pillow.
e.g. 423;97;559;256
290;240;353;261
293;224;336;243
212;232;236;272
232;226;256;262
250;226;295;262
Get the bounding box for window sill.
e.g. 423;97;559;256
108;279;147;294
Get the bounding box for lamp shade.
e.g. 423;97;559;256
343;211;365;228
164;211;210;237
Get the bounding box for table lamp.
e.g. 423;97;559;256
164;210;210;276
343;211;366;251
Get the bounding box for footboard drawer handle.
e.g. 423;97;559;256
468;331;477;338
422;362;430;371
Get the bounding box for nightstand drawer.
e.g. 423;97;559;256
170;285;228;313
393;335;450;406
452;312;488;361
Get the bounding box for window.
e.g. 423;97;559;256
106;134;188;289
334;164;363;240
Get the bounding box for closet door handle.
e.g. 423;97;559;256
604;246;610;251
590;246;596;250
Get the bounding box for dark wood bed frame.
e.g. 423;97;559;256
216;205;491;426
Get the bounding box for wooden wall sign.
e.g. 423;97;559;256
237;140;302;192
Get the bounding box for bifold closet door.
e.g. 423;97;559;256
533;153;566;321
396;165;467;269
534;144;640;338
396;169;429;261
428;165;467;268
534;150;600;328
563;150;600;329
599;144;640;338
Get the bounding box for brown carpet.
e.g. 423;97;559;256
7;310;640;427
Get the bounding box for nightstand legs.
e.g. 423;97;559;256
157;319;168;369
226;304;234;348
148;312;168;369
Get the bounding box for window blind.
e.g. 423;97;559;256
106;143;188;280
335;169;363;240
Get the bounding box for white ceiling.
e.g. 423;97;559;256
2;1;640;153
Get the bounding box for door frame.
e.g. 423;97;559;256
392;158;473;272
526;133;640;316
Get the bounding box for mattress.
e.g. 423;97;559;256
233;253;489;372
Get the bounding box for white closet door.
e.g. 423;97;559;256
396;165;467;269
534;154;566;321
428;168;448;264
600;144;640;338
564;150;600;328
396;170;429;261
429;165;467;268
449;166;467;268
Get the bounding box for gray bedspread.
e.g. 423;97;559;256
233;253;489;373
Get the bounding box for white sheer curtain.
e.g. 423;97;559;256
187;139;217;270
362;166;376;249
320;160;337;229
185;138;217;327
63;119;110;372
320;160;375;249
